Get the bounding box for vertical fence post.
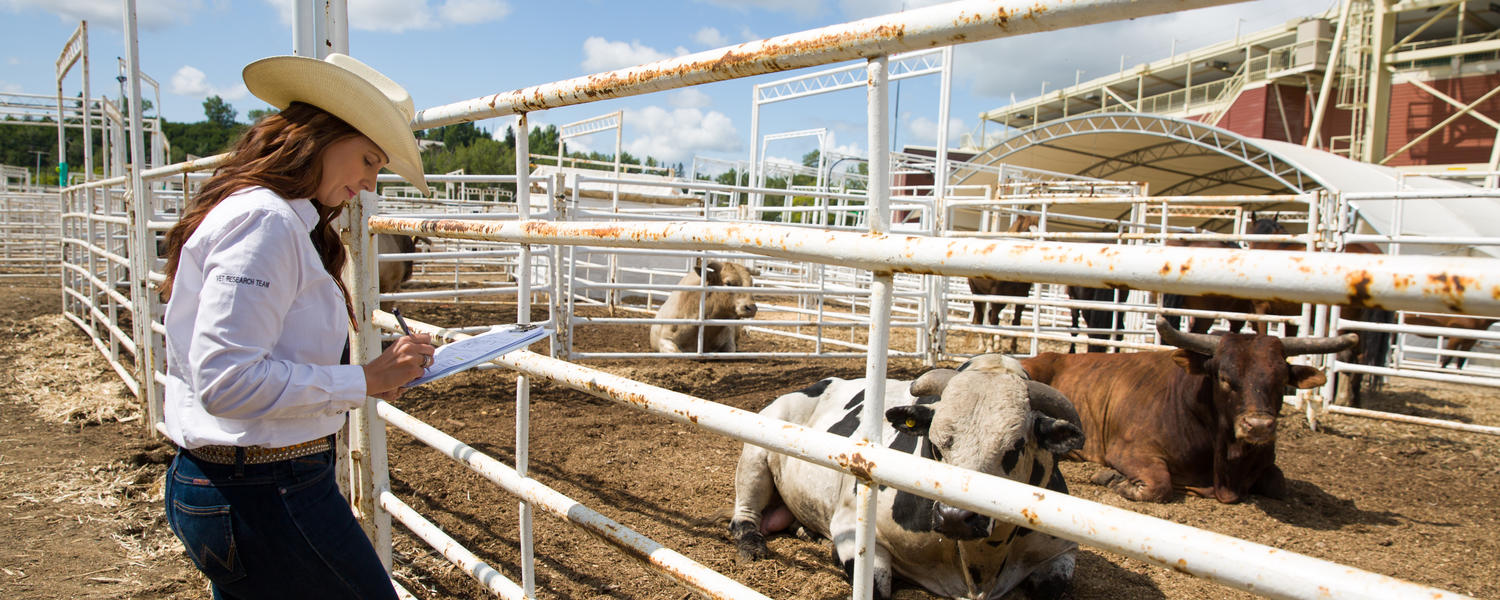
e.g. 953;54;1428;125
551;172;568;359
122;0;160;435
344;191;393;567
926;45;954;367
852;53;892;600
514;111;537;596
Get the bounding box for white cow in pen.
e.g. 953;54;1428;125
729;354;1083;600
649;260;757;353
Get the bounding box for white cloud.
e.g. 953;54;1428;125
904;115;966;147
835;0;945;20
829;0;1325;120
693;26;728;48
948;0;1318;106
829;142;864;159
696;0;823;19
263;0;508;33
5;0;202;29
6;57;19;66
738;26;758;42
581;37;683;72
488;116;519;141
669;89;712;110
762;155;801;169
0;80;22;94
622;105;741;165
438;0;510;25
170;65;248;100
350;0;436;32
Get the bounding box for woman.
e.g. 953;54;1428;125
158;53;434;599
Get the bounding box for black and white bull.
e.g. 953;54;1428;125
729;355;1084;600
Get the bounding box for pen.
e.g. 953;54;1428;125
392;307;414;338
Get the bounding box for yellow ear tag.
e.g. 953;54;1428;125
905;419;917;429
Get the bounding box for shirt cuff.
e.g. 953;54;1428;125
331;364;369;412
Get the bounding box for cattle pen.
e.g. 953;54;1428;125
17;0;1500;599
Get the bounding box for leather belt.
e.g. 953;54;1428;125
188;436;333;465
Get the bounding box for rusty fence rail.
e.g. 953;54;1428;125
365;215;1493;600
365;283;1480;600
369;218;1500;317
68;0;1495;598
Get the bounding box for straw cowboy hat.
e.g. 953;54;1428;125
243;53;429;196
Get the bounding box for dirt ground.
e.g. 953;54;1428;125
1;276;1497;600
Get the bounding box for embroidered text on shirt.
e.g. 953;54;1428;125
215;274;271;289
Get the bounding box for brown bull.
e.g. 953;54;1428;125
1161;238;1252;335
376;234;422;311
1404;314;1498;369
966;215;1039;353
1021;317;1356;504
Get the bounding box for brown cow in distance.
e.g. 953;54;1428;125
1160;238;1252;335
1403;314;1498;369
1021;317;1356;504
966;214;1039;353
377;233;423;311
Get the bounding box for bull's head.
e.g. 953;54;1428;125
884;355;1084;540
698;259;758;319
1155;317;1356;444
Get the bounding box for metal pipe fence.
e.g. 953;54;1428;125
44;0;1500;599
45;101;1500;600
0;190;62;277
368;262;1480;600
1318;189;1500;426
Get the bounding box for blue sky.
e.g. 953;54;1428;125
2;0;1324;172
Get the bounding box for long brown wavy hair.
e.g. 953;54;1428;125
159;101;360;325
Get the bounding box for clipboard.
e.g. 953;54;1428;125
407;323;551;387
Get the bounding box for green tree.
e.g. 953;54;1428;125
121;97;154;118
528;124;560;158
711;168;742;186
203;95;237;128
801;149;821;168
427;122;485;149
246;107;278;122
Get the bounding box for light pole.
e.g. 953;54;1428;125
823;155;862;227
823;156;861;192
29;149;47;188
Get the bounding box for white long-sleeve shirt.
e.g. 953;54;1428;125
163;186;367;449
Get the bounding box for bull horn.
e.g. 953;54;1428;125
1280;332;1359;356
1155;316;1221;355
911;368;958;397
1026;381;1081;428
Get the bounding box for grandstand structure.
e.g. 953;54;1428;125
976;0;1500;177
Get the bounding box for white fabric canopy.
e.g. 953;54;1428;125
960;114;1500;257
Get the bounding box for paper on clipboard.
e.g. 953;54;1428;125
406;324;550;387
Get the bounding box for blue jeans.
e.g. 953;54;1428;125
165;448;398;600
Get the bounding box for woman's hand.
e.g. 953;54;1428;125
363;333;435;398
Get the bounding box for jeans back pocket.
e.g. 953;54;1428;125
167;500;248;584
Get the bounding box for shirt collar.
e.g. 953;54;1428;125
287;198;322;232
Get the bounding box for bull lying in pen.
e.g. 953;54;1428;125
650;260;757;353
1022;317;1357;504
729;355;1084;600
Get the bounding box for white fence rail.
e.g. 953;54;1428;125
0;189;62;277
43;1;1500;599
